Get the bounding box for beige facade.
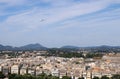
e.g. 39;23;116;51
11;65;19;74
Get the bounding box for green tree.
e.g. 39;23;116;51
51;76;59;79
22;74;33;79
111;74;120;79
14;75;23;79
8;73;17;79
78;77;84;79
37;72;48;79
62;76;71;79
93;76;99;79
0;72;5;79
101;75;109;79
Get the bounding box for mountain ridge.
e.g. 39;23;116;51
0;44;120;51
0;43;47;51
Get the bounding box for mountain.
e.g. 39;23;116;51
0;44;13;50
18;43;47;50
0;44;4;49
0;44;120;52
80;45;120;52
60;45;120;52
0;43;47;51
60;45;80;50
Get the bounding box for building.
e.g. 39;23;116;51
51;68;59;77
11;65;19;74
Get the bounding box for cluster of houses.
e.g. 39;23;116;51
0;52;120;79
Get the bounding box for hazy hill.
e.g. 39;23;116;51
61;45;80;49
18;43;47;50
0;43;47;51
0;44;120;52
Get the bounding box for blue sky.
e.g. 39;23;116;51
0;0;120;47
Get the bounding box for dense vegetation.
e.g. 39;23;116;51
0;71;120;79
42;49;104;58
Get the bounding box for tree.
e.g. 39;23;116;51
111;74;120;79
101;75;109;79
8;73;17;79
78;77;84;79
22;74;33;79
93;76;99;79
0;72;5;79
62;76;71;79
13;75;23;79
37;72;48;79
51;76;59;79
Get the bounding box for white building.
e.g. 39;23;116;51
0;65;2;72
36;66;43;76
51;68;59;77
28;68;35;75
20;67;26;75
11;65;19;74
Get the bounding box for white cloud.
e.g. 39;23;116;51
0;0;120;47
0;0;29;16
0;0;120;31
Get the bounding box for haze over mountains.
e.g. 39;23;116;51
0;43;47;51
0;43;120;51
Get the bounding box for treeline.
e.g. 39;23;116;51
0;72;71;79
42;49;104;58
92;75;120;79
0;72;120;79
7;74;120;79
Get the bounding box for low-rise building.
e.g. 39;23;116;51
11;65;19;74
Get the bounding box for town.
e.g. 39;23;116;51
1;0;120;79
0;50;120;79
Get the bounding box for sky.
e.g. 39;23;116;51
0;0;120;47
